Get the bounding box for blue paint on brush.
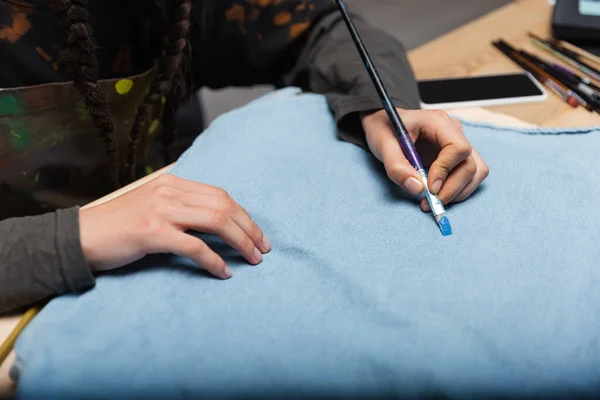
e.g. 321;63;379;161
438;216;453;236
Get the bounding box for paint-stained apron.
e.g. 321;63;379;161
0;70;161;219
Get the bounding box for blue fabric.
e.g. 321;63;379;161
13;88;600;399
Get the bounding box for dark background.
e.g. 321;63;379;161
199;0;513;124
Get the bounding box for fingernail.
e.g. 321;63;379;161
430;179;443;194
254;248;263;264
262;237;271;253
223;266;233;279
404;177;424;195
421;202;431;212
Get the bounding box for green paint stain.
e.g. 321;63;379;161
0;95;27;116
75;101;90;122
39;125;69;147
8;121;32;151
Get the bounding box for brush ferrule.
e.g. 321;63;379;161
417;169;446;218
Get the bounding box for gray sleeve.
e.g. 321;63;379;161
284;12;421;148
0;208;95;314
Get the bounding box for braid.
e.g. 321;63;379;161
56;0;120;187
125;0;191;182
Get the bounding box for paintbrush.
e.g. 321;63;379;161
517;50;600;112
493;40;584;109
528;32;600;82
553;39;600;67
333;0;452;236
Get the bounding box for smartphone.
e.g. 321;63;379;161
418;72;548;109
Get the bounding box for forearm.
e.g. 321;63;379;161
284;11;421;147
0;164;170;314
0;209;94;314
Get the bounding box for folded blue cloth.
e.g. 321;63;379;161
13;89;600;399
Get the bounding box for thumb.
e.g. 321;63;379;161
380;134;424;196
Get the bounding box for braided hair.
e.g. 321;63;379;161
56;0;120;187
125;0;191;182
56;0;192;187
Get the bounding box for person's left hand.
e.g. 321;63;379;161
361;108;489;212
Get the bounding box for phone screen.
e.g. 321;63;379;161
418;73;544;105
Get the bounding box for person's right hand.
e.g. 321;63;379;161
79;174;271;279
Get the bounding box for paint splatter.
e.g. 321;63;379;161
115;79;134;95
10;129;30;151
35;47;51;61
74;101;91;123
0;94;26;116
148;120;161;136
225;4;248;34
273;12;291;25
38;126;69;147
290;22;310;40
35;47;59;70
7;120;31;151
0;5;33;43
259;0;284;5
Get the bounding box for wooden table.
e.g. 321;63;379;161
1;0;599;397
409;0;600;127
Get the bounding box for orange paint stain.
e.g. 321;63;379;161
273;11;292;26
35;47;58;70
0;5;33;43
289;22;310;40
295;0;312;11
35;47;51;61
225;4;247;34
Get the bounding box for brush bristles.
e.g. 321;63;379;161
437;215;453;237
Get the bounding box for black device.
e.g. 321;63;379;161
552;0;600;54
418;72;547;109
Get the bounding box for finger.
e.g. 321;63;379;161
420;197;430;212
436;156;477;205
153;176;270;254
177;191;270;254
420;154;480;212
378;130;424;196
454;150;490;203
163;231;232;279
171;206;263;266
422;114;473;194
